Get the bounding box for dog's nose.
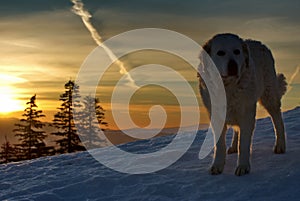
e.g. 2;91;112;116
227;59;238;76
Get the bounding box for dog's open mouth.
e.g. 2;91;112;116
221;75;238;80
221;75;239;85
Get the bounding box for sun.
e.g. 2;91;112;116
0;86;23;114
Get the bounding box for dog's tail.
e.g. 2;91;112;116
277;73;287;98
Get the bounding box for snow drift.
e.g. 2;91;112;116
0;107;300;201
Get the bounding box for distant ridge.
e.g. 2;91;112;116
0;106;299;147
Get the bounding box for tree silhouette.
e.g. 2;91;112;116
77;96;108;149
52;80;85;153
13;94;47;160
0;136;16;163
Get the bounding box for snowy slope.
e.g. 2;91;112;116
0;107;300;201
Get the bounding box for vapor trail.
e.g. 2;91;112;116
286;66;300;93
71;0;138;88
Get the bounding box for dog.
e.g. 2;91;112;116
198;33;287;176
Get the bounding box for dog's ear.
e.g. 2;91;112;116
198;39;213;76
203;39;212;55
237;41;252;89
242;42;250;69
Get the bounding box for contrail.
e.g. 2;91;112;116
286;66;300;93
71;0;138;88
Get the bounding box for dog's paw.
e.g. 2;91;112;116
210;164;224;175
274;142;286;154
227;147;238;154
235;164;250;176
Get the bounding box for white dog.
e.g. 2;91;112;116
198;33;287;176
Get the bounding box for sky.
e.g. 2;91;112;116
0;0;299;129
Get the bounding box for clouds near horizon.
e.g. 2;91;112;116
0;0;299;127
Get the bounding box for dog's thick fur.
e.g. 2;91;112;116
198;33;287;176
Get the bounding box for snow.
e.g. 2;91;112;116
1;107;300;201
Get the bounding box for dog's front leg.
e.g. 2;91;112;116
210;126;227;175
235;109;256;176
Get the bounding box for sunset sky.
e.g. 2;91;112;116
0;0;299;129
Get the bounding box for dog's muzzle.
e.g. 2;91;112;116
227;59;238;76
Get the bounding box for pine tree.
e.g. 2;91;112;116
52;80;85;153
0;136;16;163
77;96;108;149
13;94;46;160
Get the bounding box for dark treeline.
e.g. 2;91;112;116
0;80;107;164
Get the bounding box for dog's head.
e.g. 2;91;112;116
202;33;250;85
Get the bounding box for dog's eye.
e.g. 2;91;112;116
233;49;240;55
217;50;226;56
